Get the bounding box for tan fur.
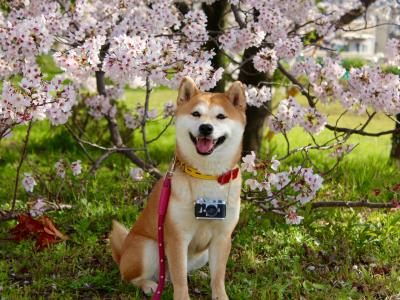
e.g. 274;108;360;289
110;77;246;300
110;220;129;264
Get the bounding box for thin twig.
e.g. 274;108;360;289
0;204;73;222
65;124;144;152
148;117;174;144
54;178;65;203
11;120;33;212
142;77;152;163
89;150;116;173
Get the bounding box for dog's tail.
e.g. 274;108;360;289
110;220;129;265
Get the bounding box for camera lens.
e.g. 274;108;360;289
206;205;218;217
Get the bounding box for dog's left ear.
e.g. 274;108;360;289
226;81;246;111
177;76;199;106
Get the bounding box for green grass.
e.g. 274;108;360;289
1;87;400;299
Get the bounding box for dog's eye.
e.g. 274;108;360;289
216;114;226;120
191;111;201;117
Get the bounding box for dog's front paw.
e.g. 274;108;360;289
141;280;158;296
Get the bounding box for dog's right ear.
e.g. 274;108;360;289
177;77;199;106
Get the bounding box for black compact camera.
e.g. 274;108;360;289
194;198;226;220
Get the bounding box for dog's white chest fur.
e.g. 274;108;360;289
168;169;241;251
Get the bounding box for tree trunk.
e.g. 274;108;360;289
238;47;271;155
202;0;227;92
390;113;400;165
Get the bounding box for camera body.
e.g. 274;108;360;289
194;198;226;220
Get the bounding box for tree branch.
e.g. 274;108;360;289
94;45;162;179
334;0;377;29
231;5;246;29
325;124;400;137
89;150;116;174
277;61;316;108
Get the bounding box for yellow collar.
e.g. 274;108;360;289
176;160;239;185
180;163;219;180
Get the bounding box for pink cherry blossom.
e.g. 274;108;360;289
246;86;272;108
22;173;36;193
71;160;82;176
30;198;46;217
55;160;66;178
163;101;176;118
285;207;304;225
386;38;400;65
241;151;257;175
253;48;278;73
130;168;144;181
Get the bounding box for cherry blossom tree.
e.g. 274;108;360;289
0;0;399;222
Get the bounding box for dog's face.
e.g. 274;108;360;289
175;77;246;171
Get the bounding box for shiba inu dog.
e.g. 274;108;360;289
110;77;246;300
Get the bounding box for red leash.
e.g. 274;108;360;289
152;171;173;300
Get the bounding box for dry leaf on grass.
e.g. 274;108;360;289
9;214;69;250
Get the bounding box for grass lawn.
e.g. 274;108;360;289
1;87;400;299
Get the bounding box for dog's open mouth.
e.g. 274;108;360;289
189;133;226;155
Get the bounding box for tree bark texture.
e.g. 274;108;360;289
202;0;228;92
238;47;271;155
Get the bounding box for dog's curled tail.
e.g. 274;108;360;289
110;220;129;265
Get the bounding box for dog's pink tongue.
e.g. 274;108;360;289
196;137;214;154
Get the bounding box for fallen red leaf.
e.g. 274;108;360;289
39;216;68;241
36;232;59;249
10;215;43;242
9;214;68;249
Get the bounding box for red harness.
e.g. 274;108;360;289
151;167;238;299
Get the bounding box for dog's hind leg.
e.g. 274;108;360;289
119;234;159;295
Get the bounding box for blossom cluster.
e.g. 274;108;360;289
330;144;356;158
386;38;400;66
124;104;160;130
0;62;76;137
54;35;106;80
54;159;83;179
246;86;272;108
103;34;223;90
85;95;116;120
242;152;323;224
268;97;327;135
219;0;357;73
291;57;400;116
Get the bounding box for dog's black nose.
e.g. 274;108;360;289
199;124;213;136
